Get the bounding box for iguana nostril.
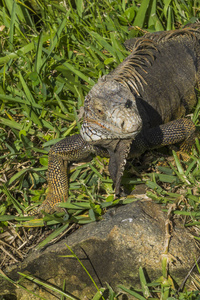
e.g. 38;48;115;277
121;121;125;128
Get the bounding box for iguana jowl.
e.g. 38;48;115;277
40;25;199;213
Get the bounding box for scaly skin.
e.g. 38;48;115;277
35;24;200;214
36;135;109;214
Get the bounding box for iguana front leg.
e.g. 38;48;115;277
130;118;196;157
38;134;108;214
107;118;196;197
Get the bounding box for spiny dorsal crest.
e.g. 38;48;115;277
109;38;158;95
98;24;200;96
144;25;200;43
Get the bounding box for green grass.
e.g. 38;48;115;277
0;0;200;299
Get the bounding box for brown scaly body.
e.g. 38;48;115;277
38;24;200;214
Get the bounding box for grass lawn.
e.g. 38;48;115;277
0;0;200;299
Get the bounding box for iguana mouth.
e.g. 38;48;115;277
81;117;142;142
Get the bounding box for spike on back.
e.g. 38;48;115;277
105;24;200;95
111;38;157;95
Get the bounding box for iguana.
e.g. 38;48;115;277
38;24;200;214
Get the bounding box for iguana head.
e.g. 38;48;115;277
81;76;142;142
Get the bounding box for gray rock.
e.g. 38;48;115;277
0;201;199;300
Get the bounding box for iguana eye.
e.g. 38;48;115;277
94;101;104;116
125;99;132;108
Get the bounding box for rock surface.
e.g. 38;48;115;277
1;200;199;300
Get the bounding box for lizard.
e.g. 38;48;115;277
37;24;200;214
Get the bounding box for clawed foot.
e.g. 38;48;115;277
176;150;191;161
28;192;67;217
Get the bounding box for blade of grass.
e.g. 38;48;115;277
170;151;191;184
0;34;50;65
0;273;46;300
8;168;28;185
43;47;95;85
89;31;120;63
0;94;43;109
0;215;16;221
19;71;35;104
166;6;174;31
118;285;146;300
139;267;151;298
2;184;24;215
36;223;69;249
62;244;105;300
35;31;44;74
9;0;16;52
59;202;91;209
0;117;35;134
40;12;70;71
18;272;77;300
92;288;106;300
133;0;152;28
